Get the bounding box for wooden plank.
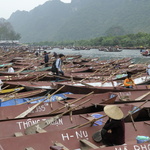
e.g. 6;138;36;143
80;139;99;149
135;91;150;101
54;142;69;150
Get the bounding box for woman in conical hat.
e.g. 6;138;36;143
93;105;125;146
102;105;125;146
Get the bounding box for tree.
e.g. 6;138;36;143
0;19;21;40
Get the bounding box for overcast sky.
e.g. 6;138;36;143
0;0;71;19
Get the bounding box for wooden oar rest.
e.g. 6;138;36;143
50;146;63;150
80;139;99;149
14;132;23;137
25;147;34;150
54;142;69;150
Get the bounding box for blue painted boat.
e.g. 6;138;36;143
0;92;72;107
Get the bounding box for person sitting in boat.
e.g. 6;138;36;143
55;54;65;82
123;72;135;88
93;105;125;147
8;65;15;73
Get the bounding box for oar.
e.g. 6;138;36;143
0;85;10;91
15;85;65;118
68;115;107;129
49;91;94;115
125;100;149;131
25;98;92;135
101;70;119;86
135;91;150;101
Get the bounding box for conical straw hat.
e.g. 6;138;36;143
104;105;124;120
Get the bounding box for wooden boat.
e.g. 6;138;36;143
0;89;46;104
0;121;149;150
0;63;13;68
3;81;56;90
0;72;26;76
91;142;150;150
114;90;150;103
0;105;133;139
56;81;150;94
0;87;24;94
65;90;150;103
0;92;118;120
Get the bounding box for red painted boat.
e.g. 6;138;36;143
0;121;149;150
56;81;150;94
0;92;118;120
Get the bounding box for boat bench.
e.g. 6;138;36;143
80;139;99;149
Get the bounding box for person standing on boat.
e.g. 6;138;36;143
123;72;135;88
55;54;65;82
53;52;58;59
93;105;125;146
44;51;49;67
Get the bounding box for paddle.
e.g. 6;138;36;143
135;91;150;101
15;85;65;119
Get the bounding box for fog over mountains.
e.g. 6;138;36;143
8;0;150;43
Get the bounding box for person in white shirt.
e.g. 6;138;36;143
0;79;3;90
147;64;150;75
8;65;15;73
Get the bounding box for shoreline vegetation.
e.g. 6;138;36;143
30;32;150;49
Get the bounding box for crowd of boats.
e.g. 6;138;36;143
0;47;149;150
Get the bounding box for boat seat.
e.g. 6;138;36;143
14;132;23;137
80;139;99;149
147;85;150;89
54;142;69;150
50;146;63;150
25;147;34;150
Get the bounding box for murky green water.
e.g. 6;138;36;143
48;48;150;63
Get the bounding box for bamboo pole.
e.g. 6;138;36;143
68;115;107;129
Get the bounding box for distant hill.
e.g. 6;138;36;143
8;0;150;43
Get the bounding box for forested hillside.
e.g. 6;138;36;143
0;19;21;40
8;0;150;43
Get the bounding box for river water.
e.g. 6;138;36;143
48;48;150;63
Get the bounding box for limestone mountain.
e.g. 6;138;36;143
8;0;150;42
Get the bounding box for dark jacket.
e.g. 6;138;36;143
44;54;49;63
102;118;125;146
